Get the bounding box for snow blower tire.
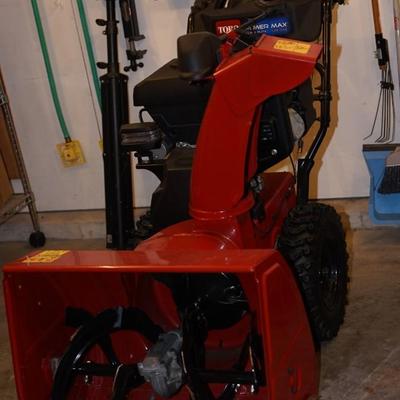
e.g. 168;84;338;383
278;203;348;343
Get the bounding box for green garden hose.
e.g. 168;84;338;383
76;0;101;105
71;0;102;139
31;0;71;142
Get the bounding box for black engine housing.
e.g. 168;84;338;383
133;0;320;235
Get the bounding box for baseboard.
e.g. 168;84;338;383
0;199;394;243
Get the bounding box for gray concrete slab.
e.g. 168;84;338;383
0;230;400;399
320;230;400;399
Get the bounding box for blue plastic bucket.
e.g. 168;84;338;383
363;145;400;224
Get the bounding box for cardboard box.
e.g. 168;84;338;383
0;151;13;208
0;69;19;179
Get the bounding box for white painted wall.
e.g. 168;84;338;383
0;0;396;210
314;0;399;199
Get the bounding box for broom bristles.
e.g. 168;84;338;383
378;147;400;194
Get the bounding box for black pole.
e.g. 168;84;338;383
98;0;134;249
297;0;333;204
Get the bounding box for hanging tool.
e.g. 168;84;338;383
365;0;395;144
31;0;85;167
376;0;400;194
119;0;147;71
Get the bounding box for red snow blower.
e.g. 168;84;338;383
3;1;347;399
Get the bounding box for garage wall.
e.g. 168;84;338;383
315;0;399;199
0;0;397;211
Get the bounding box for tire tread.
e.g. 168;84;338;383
278;202;349;342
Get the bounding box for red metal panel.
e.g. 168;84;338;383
3;249;318;400
255;262;319;399
5;249;275;273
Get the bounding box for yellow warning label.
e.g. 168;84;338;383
23;250;69;264
273;40;311;55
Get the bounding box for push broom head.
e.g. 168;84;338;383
378;147;400;194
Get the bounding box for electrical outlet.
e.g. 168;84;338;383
63;147;78;162
57;140;86;167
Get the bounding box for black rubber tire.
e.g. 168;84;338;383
29;231;46;248
277;203;348;343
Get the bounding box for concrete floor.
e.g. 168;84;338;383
0;230;400;399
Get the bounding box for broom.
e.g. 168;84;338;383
378;146;400;193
